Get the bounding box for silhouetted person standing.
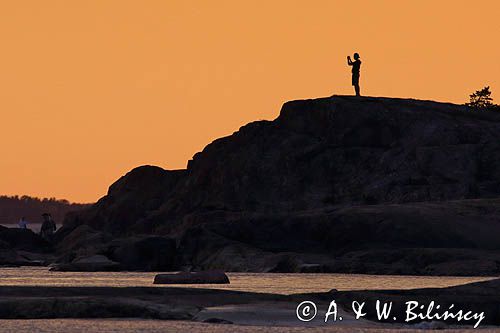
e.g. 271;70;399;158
18;216;28;229
347;53;361;96
40;213;56;242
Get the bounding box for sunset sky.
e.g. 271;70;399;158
1;0;499;203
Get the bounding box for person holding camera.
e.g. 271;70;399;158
347;53;362;96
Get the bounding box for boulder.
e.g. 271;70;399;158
52;233;177;272
0;249;47;267
55;224;112;254
109;236;177;271
50;254;121;272
268;255;302;273
153;271;230;284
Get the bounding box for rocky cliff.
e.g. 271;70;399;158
56;96;500;274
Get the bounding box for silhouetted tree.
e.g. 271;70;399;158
466;86;499;111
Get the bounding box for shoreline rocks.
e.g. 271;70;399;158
0;226;53;267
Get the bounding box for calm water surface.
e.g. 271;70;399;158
0;267;495;294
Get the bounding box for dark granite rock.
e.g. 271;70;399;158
109;236;176;271
50;254;121;272
55;224;112;255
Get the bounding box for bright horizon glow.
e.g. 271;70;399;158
0;0;499;202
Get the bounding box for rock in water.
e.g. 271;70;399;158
203;318;233;324
153;271;230;284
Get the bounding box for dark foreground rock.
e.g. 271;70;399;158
0;285;286;321
55;96;500;274
2;279;500;328
0;297;196;320
332;278;500;327
154;270;230;284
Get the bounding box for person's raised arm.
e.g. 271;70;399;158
347;56;352;66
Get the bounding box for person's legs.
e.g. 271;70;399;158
352;74;360;96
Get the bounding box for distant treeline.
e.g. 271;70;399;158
0;195;91;226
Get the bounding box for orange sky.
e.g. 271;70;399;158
0;0;499;203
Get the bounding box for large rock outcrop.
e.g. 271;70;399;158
57;96;500;274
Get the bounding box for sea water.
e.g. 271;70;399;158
0;267;493;294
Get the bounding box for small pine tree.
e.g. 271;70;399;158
466;86;496;110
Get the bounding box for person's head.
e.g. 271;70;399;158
353;53;360;60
